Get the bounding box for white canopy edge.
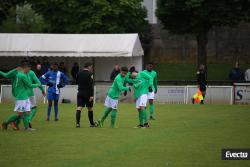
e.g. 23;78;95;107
0;33;144;57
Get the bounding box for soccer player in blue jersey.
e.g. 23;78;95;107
40;63;68;121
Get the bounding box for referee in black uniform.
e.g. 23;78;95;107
75;62;97;128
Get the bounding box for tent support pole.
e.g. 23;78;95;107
92;57;95;81
78;57;81;70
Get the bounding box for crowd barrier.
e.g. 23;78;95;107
1;84;249;104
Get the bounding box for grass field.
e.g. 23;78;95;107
0;103;249;167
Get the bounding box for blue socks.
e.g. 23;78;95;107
54;104;58;119
47;105;52;119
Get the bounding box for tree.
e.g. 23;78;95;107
156;0;250;67
0;0;24;25
0;4;46;33
27;0;148;36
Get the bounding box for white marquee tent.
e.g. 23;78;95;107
0;33;144;81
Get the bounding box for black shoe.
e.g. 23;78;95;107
76;124;80;128
192;98;195;104
150;116;155;120
133;124;144;128
1;122;7;130
144;123;150;128
90;122;98;128
200;100;204;105
55;118;59;121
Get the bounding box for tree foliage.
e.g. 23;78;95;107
0;4;46;33
28;0;148;35
0;0;24;24
157;0;250;66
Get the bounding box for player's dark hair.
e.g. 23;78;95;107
129;66;135;73
20;60;31;68
146;62;153;65
121;66;128;72
52;62;58;66
84;62;92;68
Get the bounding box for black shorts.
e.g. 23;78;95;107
77;93;93;108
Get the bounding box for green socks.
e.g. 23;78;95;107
4;114;19;124
16;117;21;128
23;113;30;129
142;108;148;124
149;103;155;117
138;110;144;125
110;109;117;128
101;107;112;122
29;107;37;122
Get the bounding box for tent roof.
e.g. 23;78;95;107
0;33;144;57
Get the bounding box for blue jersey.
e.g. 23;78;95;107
40;70;68;94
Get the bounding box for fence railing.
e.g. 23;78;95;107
1;79;250;86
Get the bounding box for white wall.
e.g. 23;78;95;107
1;85;234;104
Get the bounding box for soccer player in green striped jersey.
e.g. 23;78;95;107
143;62;158;120
98;66;130;128
1;61;41;130
0;66;45;130
129;70;153;128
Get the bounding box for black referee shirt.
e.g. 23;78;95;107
76;69;94;97
197;69;207;85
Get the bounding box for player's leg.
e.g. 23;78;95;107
200;85;206;104
53;93;60;121
109;98;118;128
76;106;82;128
47;92;53;121
2;113;22;130
137;94;149;128
88;107;97;127
14;117;21;130
2;100;27;130
134;97;144;128
86;96;97;127
110;109;118;128
22;99;33;130
98;107;112;127
23;111;30;129
76;92;83;127
98;96;113;127
27;96;37;128
148;92;155;120
47;100;52;121
54;99;59;121
142;106;149;128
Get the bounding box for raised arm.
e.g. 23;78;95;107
30;71;45;93
0;68;18;79
124;72;133;85
40;72;54;86
140;72;153;87
20;74;39;89
116;78;129;92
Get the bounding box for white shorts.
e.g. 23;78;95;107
136;94;148;109
104;96;118;109
14;99;31;112
29;96;37;108
148;92;155;100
